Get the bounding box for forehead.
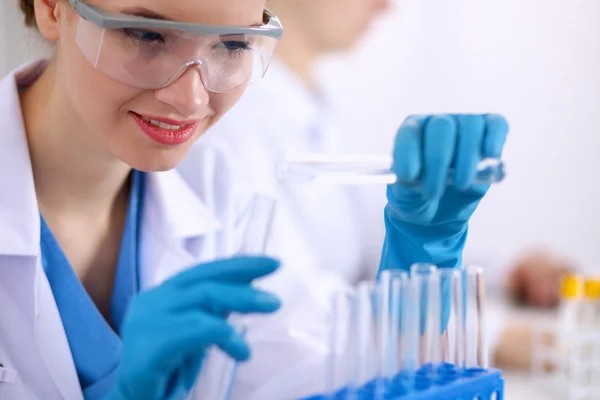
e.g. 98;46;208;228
93;0;266;26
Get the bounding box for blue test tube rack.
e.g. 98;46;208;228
299;266;501;400
300;364;504;400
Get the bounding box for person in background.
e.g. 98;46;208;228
204;0;570;371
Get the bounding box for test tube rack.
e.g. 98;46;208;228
300;365;504;399
299;264;505;400
532;326;600;400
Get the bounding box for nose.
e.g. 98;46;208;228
154;67;210;116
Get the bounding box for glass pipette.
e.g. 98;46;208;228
278;154;505;185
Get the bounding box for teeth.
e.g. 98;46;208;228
141;116;183;130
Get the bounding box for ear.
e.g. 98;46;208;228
33;0;65;41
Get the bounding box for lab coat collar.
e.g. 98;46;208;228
137;169;224;291
145;170;222;240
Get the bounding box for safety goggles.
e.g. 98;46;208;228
68;0;283;93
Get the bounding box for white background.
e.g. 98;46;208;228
2;0;600;277
319;0;600;277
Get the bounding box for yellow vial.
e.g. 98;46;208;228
561;274;583;299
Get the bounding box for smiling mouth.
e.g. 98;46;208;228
140;115;188;130
130;112;203;146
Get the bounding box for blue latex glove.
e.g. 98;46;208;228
379;114;508;333
106;256;281;400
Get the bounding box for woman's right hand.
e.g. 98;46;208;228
106;256;281;400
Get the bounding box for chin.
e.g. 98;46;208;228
120;119;211;172
124;147;192;173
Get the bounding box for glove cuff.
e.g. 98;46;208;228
379;209;469;272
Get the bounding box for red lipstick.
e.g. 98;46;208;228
131;112;201;145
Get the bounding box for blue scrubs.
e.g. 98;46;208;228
40;170;145;399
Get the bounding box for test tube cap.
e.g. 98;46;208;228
560;274;583;299
583;277;600;299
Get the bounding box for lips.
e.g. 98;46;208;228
130;112;201;146
140;115;187;130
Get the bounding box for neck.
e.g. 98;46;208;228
271;11;319;88
20;59;132;217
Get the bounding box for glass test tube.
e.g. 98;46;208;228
581;277;600;389
402;273;420;377
351;282;382;395
327;288;356;396
558;274;582;330
438;268;465;369
224;194;277;399
580;277;600;329
278;155;506;186
555;274;583;387
379;270;409;380
237;194;277;255
410;263;442;369
463;266;488;369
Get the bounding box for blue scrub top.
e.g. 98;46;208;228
40;170;145;400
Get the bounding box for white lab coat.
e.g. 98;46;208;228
0;61;346;399
204;59;387;285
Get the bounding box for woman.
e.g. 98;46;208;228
0;0;507;399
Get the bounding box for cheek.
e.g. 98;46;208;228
59;34;141;138
207;89;246;126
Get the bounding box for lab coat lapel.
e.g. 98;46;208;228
139;170;223;290
34;265;85;400
0;62;83;400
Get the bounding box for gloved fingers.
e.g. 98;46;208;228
453;115;485;190
392;115;426;184
149;312;250;365
181;355;206;393
165;256;280;289
217;329;253;361
147;355;205;399
422;115;457;199
166;282;281;315
482;114;509;158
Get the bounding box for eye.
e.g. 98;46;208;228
221;40;250;51
123;28;166;44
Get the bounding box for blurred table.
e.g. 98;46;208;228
503;372;564;400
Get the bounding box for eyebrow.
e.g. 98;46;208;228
119;6;264;26
120;7;171;20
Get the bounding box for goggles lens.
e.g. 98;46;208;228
75;17;278;93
